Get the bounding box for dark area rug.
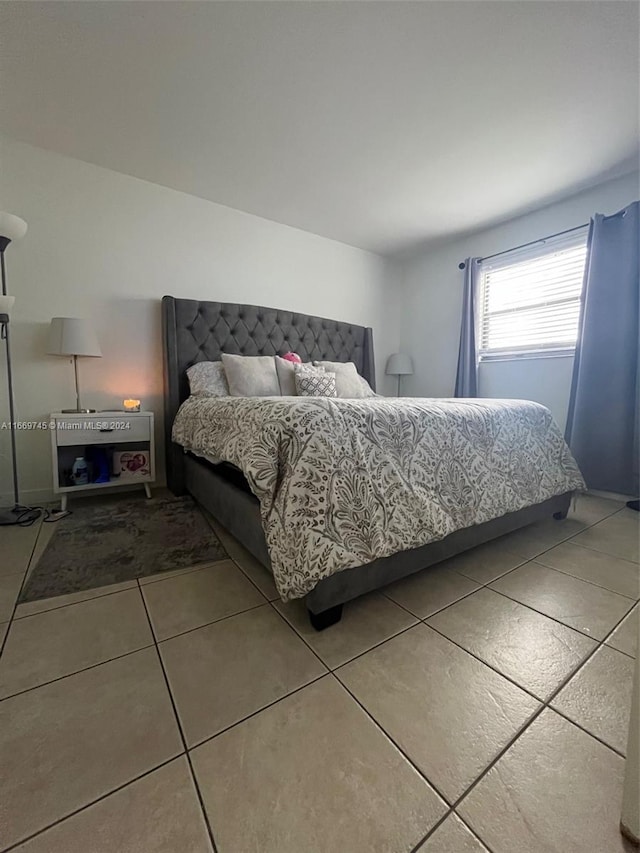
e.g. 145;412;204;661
20;496;228;603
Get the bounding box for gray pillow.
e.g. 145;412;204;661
313;361;375;398
221;354;281;397
186;361;229;397
295;370;337;397
293;362;326;380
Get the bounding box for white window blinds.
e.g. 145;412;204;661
478;228;588;359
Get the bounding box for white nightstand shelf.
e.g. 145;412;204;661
50;411;156;510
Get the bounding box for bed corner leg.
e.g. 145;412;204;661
553;509;568;520
308;604;343;631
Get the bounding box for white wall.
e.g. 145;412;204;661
399;171;640;429
0;137;400;503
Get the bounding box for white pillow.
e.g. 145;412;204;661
186;361;229;397
312;361;375;398
221;353;281;397
275;356;298;395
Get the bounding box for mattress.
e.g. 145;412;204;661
173;395;585;600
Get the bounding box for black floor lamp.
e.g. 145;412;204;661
0;211;32;526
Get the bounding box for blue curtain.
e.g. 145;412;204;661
566;202;639;495
454;257;480;397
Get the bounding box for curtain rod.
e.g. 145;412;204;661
457;222;589;270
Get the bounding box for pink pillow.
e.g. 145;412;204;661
281;351;302;364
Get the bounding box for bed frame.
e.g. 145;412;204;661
162;296;572;629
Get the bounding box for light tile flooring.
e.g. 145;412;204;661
0;493;638;852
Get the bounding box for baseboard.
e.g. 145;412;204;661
0;488;55;507
587;488;637;503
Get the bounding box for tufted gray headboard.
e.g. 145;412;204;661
162;296;375;493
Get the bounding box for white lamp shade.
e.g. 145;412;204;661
48;317;102;357
385;352;414;376
0;212;28;243
0;295;15;318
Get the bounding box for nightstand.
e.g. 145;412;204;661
50;411;156;510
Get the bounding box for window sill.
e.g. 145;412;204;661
479;349;575;363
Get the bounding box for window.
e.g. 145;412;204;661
478;228;588;360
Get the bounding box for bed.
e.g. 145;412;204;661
162;296;583;629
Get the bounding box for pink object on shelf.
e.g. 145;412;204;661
113;450;150;478
281;352;302;363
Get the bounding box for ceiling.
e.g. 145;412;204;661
0;1;638;255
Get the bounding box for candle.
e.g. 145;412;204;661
123;399;141;412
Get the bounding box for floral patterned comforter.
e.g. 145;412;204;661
173;396;584;600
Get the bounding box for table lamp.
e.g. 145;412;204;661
48;317;102;412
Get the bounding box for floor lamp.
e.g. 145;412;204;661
0;212;30;526
385;353;414;397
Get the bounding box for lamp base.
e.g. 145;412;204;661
0;507;20;526
61;407;96;413
0;505;40;526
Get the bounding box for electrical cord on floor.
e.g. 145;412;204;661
5;505;42;526
3;505;72;526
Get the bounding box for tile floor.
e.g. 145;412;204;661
0;493;637;852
